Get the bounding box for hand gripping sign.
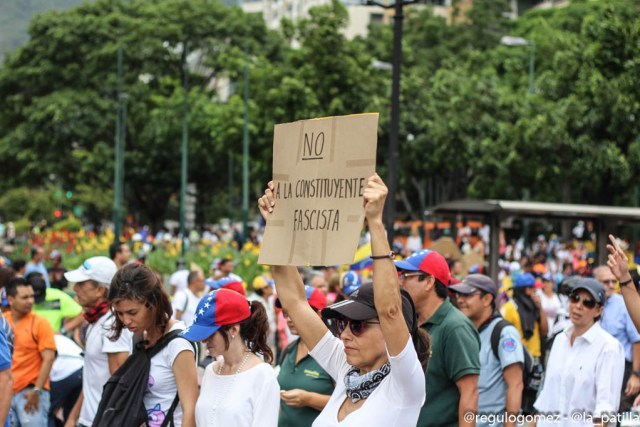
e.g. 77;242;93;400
258;113;379;266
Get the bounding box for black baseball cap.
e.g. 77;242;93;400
450;274;497;297
321;282;418;333
573;278;606;305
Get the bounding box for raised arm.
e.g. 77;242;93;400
607;234;640;332
363;174;410;356
258;182;328;350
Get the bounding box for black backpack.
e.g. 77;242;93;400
92;329;191;427
490;319;540;392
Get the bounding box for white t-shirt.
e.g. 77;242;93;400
170;270;190;293
79;313;133;426
534;322;624;426
537;290;563;337
145;322;196;427
171;288;200;326
50;335;84;382
309;331;425;427
195;361;280;426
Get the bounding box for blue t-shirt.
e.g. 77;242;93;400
477;317;524;426
25;262;50;288
601;293;640;362
0;326;11;427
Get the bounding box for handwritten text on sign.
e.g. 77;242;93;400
258;114;379;266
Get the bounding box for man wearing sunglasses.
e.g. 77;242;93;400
534;278;625;425
396;250;480;427
595;265;640;413
451;274;524;427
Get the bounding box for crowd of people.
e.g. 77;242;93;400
1;175;640;426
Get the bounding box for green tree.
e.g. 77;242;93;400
0;0;272;228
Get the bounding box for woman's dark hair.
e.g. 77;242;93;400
218;300;273;364
414;328;431;372
401;289;430;372
107;264;173;341
513;287;528;298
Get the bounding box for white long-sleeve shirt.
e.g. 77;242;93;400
535;322;624;426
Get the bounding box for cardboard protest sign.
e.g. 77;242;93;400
258;113;379;266
428;237;462;261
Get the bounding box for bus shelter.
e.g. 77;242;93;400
428;200;640;283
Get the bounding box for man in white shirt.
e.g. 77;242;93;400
25;246;50;288
63;257;132;427
172;270;205;326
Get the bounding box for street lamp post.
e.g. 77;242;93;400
500;35;535;94
501;35;535;247
242;41;250;243
366;0;417;246
113;47;127;244
179;42;190;262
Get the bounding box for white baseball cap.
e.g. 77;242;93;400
65;256;117;285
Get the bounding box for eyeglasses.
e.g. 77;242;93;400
398;271;427;281
327;317;380;337
455;291;480;299
569;293;597;309
600;279;617;285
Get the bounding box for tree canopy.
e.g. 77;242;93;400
0;0;638;228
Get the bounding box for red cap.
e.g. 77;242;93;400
394;250;451;285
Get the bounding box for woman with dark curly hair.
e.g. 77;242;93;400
108;263;198;427
180;288;280;426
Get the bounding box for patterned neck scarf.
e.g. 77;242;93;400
344;362;391;403
83;301;110;324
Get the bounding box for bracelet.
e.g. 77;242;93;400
620;279;633;287
371;251;395;260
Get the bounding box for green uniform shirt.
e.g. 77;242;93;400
418;298;481;427
277;338;334;427
33;288;82;332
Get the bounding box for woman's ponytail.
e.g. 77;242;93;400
240;300;274;364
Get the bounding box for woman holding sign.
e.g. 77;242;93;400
258;173;429;427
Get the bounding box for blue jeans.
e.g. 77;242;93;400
10;387;50;427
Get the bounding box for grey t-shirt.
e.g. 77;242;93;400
477;317;524;426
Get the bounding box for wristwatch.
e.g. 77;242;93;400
633;371;640;378
32;387;42;395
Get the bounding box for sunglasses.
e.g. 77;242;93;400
398;271;427;280
327;317;380;337
569;292;597;309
